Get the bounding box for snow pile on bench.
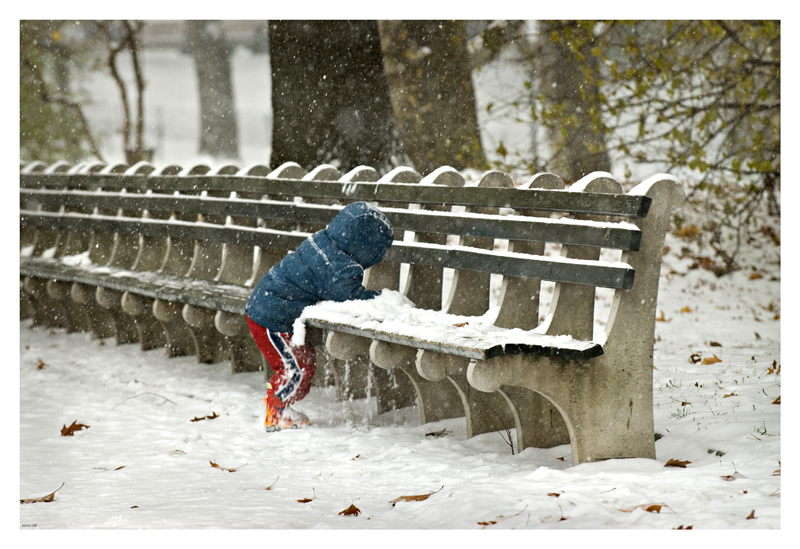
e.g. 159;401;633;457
293;289;597;355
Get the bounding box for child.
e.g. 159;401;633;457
245;201;394;432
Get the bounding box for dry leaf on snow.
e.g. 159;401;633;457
20;482;65;504
747;510;756;519
708;341;722;347
664;459;691;468
209;460;244;472
702;355;722;365
656;310;671;322
680;306;692;313
61;420;89;436
772;396;781;405
339;504;361;516
620;503;669;513
190;412;219;422
390;486;443;506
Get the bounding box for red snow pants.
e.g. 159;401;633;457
247;317;317;409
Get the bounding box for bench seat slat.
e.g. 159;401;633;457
20;257;249;314
300;296;604;361
20;188;642;251
21;173;652;217
21;211;635;289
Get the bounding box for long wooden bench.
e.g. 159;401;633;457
19;160;683;465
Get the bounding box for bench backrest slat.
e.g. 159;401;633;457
21;173;652;218
21;189;642;251
21;210;635;290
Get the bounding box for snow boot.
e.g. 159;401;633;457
263;396;311;432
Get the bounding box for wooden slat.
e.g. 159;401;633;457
21;211;636;289
20;173;652;217
19;257;249;314
303;318;604;361
20;189;642;251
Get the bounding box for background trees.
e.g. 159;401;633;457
268;20;407;174
186;20;240;160
20;20;780;274
20;21;100;163
379;20;487;174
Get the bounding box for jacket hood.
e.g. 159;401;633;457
325;202;394;268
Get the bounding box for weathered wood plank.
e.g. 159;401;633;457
303;318;604;361
20;189;642;250
21;211;635;289
21;173;652;217
20;257;249;314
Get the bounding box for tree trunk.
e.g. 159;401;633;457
268;20;406;174
186;20;240;160
538;20;610;183
378;20;487;175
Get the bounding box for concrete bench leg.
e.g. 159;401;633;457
417;349;513;438
46;279;92;334
182;304;231;363
372;366;417;414
70;283;116;339
330;355;371;402
370;341;464;424
121;293;167;351
468;353;657;465
152;299;198;358
214;311;268;374
95;287;140;345
498;386;570;451
20;287;34;321
325;332;416;412
23;276;69;329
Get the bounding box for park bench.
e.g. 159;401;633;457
19;159;683;466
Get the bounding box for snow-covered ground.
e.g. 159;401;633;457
16;37;788;538
18;227;781;531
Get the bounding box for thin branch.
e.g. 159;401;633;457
22;57;105;162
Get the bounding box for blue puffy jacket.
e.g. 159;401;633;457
245;201;394;333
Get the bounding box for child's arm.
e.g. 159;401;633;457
329;264;381;302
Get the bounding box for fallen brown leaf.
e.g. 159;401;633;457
656;310;671;322
620;503;669;513
453;322;469;327
547;492;561;497
478;520;497;525
191;412;219;422
209;460;244;472
708;341;722;347
674;525;693;530
297;498;313;503
689;352;702;364
664;459;691;468
680;306;692;313
746;510;756;519
390;486;443;506
772;396;780;405
702;355;722;365
61;420;89;437
749;273;763;280
339;504;361;516
723;393;738;398
721;472;745;481
20;483;65;504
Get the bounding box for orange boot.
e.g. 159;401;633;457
263;396;311;432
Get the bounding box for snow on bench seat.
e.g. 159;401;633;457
295;290;603;361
